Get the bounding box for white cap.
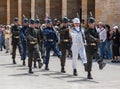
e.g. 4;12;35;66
72;18;80;23
113;26;118;29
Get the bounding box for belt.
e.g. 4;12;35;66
47;39;54;42
62;39;69;42
30;41;37;44
87;43;96;46
14;36;19;38
72;43;84;46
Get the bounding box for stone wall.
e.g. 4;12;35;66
50;0;62;20
22;0;31;20
67;0;81;20
10;0;18;23
35;0;45;23
95;0;120;26
0;0;7;24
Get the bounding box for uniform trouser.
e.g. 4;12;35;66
45;43;61;65
28;44;41;68
71;45;87;69
59;48;67;67
21;41;27;60
5;38;10;52
12;42;22;60
9;37;12;54
86;45;101;72
39;42;45;59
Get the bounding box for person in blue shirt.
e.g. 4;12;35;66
43;19;61;70
20;17;29;66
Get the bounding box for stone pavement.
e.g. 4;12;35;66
0;50;120;89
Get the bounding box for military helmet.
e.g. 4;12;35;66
35;19;40;24
62;17;68;23
29;19;35;24
46;19;52;23
23;18;28;23
88;17;95;23
14;17;19;22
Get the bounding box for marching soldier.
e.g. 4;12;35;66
85;17;106;79
20;17;29;66
43;19;61;70
11;17;22;64
26;19;43;73
70;18;87;76
59;17;72;73
34;18;45;68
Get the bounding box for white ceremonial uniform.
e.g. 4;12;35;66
70;27;87;69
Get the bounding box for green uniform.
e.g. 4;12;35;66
59;26;72;72
26;27;43;73
85;27;106;72
11;25;22;64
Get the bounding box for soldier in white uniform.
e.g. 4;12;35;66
70;18;87;76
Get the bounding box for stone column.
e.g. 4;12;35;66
81;0;87;21
46;0;50;18
7;0;10;24
18;0;22;24
62;0;67;18
31;0;35;19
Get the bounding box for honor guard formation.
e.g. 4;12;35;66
0;15;120;79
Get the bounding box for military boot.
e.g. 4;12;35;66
45;64;49;70
98;61;106;70
61;66;66;73
38;61;43;69
23;60;26;66
87;72;93;79
73;69;78;76
13;59;16;64
29;67;33;74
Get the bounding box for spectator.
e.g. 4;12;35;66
105;24;112;59
111;26;120;63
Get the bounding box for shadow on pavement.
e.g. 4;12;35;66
67;78;99;83
8;73;39;77
0;63;14;66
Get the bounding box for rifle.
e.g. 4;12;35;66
76;12;85;43
23;14;26;18
36;14;39;19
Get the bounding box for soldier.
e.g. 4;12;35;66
34;18;45;68
59;17;72;73
20;17;29;66
26;19;43;74
11;17;22;64
43;19;61;70
85;17;106;79
70;18;87;76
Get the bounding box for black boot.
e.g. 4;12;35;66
13;59;16;64
87;72;93;79
34;63;37;68
29;67;33;74
98;61;106;70
61;66;66;73
38;61;43;69
23;60;26;66
45;64;49;70
73;69;78;76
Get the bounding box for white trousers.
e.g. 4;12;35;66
5;38;10;52
71;45;87;69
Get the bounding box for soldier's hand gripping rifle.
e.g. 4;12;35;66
88;11;100;44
